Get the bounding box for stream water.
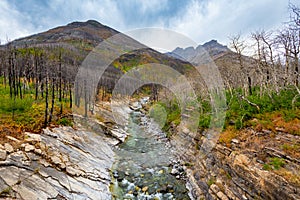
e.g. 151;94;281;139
110;100;190;200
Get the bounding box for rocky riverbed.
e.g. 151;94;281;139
110;99;190;199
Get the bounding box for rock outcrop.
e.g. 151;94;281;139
172;126;300;200
0;126;116;199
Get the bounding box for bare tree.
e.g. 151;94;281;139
229;34;253;96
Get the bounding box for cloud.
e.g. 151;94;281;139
0;0;36;43
0;0;298;46
168;0;291;46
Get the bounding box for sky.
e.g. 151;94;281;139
0;0;299;47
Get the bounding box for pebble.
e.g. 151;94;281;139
66;166;82;176
6;135;20;142
113;171;119;178
231;139;239;144
34;148;42;155
135;186;140;191
171;168;179;175
142;186;148;192
167;184;173;191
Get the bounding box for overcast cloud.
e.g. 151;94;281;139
0;0;298;46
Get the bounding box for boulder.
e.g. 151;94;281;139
25;132;41;143
4;143;14;153
24;144;35;152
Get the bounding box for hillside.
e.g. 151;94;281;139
0;20;198;135
9;20;118;48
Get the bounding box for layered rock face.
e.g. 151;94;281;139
172;127;300;200
0;126;116;199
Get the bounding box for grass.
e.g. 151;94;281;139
150;101;181;134
149;103;167;128
207;177;216;186
276;168;300;187
152;87;300;141
263;157;286;170
0;77;72;143
219;126;238;147
247;110;300;135
281;143;300;157
225;88;300;131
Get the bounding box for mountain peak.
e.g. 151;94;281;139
67;20;104;28
204;39;218;44
198;39;229;51
202;39;219;47
10;20;118;47
167;40;231;62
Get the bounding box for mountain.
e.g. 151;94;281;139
166;40;260;89
9;20;118;48
1;20;195;93
166;39;231;61
1;20;259;92
5;20;192;70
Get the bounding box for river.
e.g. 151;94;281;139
110;99;190;200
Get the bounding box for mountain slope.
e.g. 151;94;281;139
1;20;197;95
10;20;119;47
167;40;260;89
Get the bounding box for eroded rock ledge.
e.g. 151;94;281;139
0;126;118;199
173;126;300;200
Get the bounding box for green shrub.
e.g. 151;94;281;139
263;157;286;170
149;104;167;128
57;117;73;126
207;178;216;186
198;114;211;129
0;97;33;113
224;88;300;130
